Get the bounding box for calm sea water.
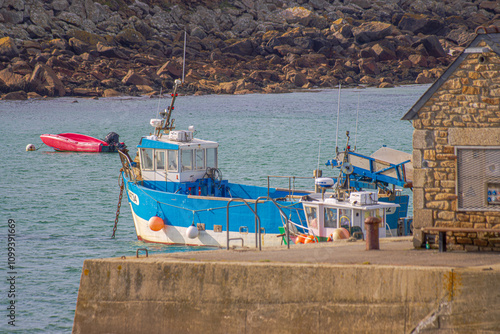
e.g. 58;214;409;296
0;85;428;333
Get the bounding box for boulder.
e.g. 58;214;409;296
371;43;397;61
358;58;380;75
222;39;254;57
360;75;378;84
0;68;26;91
352;22;395;44
0;37;19;58
397;14;444;35
2;91;27;100
282;7;315;26
122;70;152;86
191;26;207;40
420;35;447;58
67;29;110;46
408;54;428;67
28;64;66;97
157;61;182;78
96;43;128;59
286;70;308;87
52;0;70;12
29;2;51;29
72;88;99;96
69;37;91;55
415;72;434;84
116;28;146;47
217;81;237;94
248;70;280;82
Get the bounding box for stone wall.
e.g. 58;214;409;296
412;40;500;251
73;257;500;333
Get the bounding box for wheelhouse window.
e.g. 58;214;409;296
155;150;165;170
339;209;351;228
181;149;193;172
305;206;318;229
167;150;178;172
324;208;337;228
457;147;500;211
195;148;205;170
207;148;217;169
141;148;153;170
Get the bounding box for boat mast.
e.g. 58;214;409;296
155;31;187;138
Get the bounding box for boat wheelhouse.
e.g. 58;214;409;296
300;191;399;241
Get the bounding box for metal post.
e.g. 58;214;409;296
365;216;381;250
439;231;447;252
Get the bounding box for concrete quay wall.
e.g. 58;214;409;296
73;257;500;333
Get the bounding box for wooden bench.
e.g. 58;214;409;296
422;227;500;252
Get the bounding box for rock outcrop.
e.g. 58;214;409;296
0;0;499;99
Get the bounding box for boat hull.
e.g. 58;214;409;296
40;133;112;152
124;175;305;248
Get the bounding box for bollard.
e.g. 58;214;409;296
365;216;381;250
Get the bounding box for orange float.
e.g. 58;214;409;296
332;228;349;241
295;234;307;244
339;227;350;239
304;235;316;244
148;216;165;231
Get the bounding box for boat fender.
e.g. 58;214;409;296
186;224;199;239
332;228;350;241
304;235;316;244
149;216;164;231
295;234;307;244
26;144;36;151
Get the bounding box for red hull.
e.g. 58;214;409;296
40;133;109;152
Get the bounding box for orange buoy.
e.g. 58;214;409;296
332;229;347;241
148;216;164;231
304;235;316;244
296;234;307;244
339;227;350;239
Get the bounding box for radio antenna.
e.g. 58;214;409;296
182;30;186;84
335;82;341;156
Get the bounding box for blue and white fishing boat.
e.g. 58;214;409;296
325;131;414;237
116;80;413;248
117;79;310;248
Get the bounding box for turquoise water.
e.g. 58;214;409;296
0;85;427;333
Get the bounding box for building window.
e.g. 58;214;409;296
457;147;500;211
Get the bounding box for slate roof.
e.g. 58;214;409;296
401;26;500;121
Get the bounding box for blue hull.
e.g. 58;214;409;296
123;173;306;247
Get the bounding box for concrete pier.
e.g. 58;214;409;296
73;238;500;333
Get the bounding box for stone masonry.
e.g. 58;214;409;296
405;29;500;251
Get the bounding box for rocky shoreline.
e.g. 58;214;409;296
0;0;499;100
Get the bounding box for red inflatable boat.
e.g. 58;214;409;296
40;132;125;152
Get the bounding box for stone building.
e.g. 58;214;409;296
402;26;500;251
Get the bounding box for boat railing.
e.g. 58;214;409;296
226;198;260;250
118;149;138;183
226;196;305;251
254;196;312;250
266;175;315;199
